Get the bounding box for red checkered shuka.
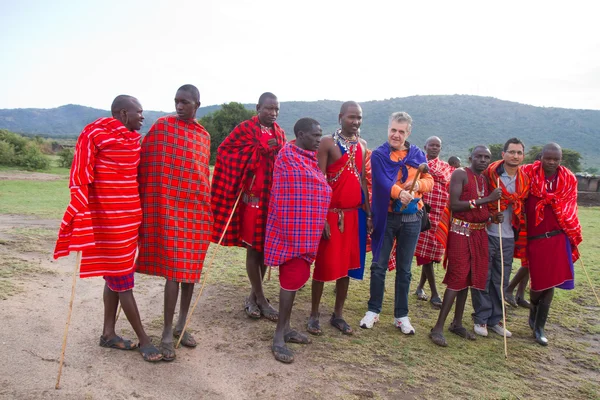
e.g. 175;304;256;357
413;157;454;264
54;118;142;278
211;116;286;252
442;167;491;291
264;143;332;267
137;116;212;283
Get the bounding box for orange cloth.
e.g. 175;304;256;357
388;149;433;211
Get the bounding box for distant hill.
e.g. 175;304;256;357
1;95;599;167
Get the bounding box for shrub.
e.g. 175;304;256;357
58;148;74;168
0;140;16;165
15;143;51;170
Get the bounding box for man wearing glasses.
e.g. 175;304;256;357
472;138;529;337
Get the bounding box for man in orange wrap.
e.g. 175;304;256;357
137;85;212;361
54;95;162;362
211;93;286;321
307;101;372;336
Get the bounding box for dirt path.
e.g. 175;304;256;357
0;215;369;400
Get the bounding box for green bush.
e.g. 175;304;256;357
58;148;74;168
15;143;50;170
0;140;16;165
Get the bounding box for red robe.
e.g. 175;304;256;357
314;143;363;282
211;116;286;252
54;118;142;278
442;168;491;291
137;116;212;283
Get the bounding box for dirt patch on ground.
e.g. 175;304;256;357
0;171;66;181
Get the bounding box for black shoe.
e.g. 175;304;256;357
534;303;550;346
528;304;537;331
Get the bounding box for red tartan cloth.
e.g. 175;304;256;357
526;193;574;290
211;116;286;252
137;116;212;283
314;144;363;282
54;118;142;278
104;272;135;292
442;168;491;291
414;157;454;264
264;143;332;267
522;162;582;262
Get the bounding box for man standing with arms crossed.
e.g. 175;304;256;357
472;138;529;337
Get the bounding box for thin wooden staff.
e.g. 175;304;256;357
176;182;249;348
497;178;508;359
55;251;81;389
399;163;429;211
579;258;600;306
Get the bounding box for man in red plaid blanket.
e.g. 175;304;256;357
211;93;286;322
307;101;372;336
265;118;331;363
413;136;455;309
54;95;162;362
137;85;212;361
522;143;582;346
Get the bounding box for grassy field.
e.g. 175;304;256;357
1;169;599;399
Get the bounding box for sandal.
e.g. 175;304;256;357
258;299;279;322
99;335;138;350
415;288;429;301
448;323;476;340
284;330;312;344
272;344;294;363
244;297;261;319
429;330;448;347
139;343;163;362
173;329;197;348
307;316;322;336
159;341;176;362
430;296;443;309
504;293;518;308
516;296;532;309
330;314;353;335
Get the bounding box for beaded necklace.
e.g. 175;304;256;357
328;129;360;184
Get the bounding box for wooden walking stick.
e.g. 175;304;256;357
579;258;600;306
497;178;508;359
399;163;429;211
55;251;81;389
176;182;249;348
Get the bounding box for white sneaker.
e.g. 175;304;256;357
489;323;512;338
360;311;379;329
394;316;415;335
474;323;488;337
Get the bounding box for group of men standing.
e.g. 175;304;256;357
54;88;582;365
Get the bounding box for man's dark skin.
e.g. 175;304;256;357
448;156;461;168
245;95;281;320
414;136;443;307
429;146;503;346
101;95;161;361
307;101;373;335
158;87;202;360
272;122;323;363
528;143;563;346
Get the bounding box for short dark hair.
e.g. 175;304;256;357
177;84;200;103
503;137;525;152
110;95;136;116
293;117;319;137
258;92;277;106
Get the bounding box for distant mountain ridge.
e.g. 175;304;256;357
1;95;599;167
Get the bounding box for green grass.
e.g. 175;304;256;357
0;168;598;398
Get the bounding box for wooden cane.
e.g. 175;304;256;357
267;266;272;281
497;179;508;359
176;184;248;348
579;258;600;306
55;251;81;389
399;163;429;211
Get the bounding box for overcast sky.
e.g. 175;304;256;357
1;0;598;111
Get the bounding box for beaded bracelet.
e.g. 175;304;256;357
469;199;477;209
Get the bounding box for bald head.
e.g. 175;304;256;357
426;136;441;145
542;142;562;155
340;101;361;115
111;95;137;117
424;136;442;159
